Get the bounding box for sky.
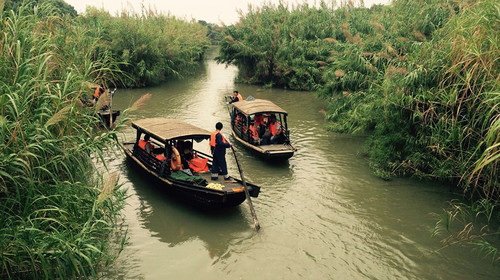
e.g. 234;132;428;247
64;0;391;25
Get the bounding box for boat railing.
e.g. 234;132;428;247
193;149;213;165
133;146;170;177
282;129;291;144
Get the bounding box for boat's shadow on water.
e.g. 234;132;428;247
121;159;252;259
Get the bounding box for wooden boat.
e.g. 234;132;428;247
98;109;120;128
119;118;261;209
226;98;295;160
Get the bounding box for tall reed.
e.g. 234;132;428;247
218;0;500;261
0;2;126;278
78;6;211;87
217;0;498;194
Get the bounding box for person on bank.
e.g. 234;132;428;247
210;122;233;181
227;90;243;104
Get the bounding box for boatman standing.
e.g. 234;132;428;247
210;122;233;181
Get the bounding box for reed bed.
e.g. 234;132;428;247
78;6;211;87
218;0;499;260
217;0;498;195
0;3;126;278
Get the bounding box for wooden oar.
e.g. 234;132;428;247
230;145;260;231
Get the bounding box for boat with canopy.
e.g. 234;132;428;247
119;118;261;209
225;98;295;160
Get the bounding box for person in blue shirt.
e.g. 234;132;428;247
209;122;233;181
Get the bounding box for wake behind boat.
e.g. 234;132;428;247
119;118;260;209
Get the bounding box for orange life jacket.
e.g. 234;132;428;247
269;122;282;136
249;125;259;139
254;115;264;126
188;157;209;173
236;93;243;101
156;154;167;161
235;115;242;126
94;86;102;98
210;130;227;148
138;140;153;154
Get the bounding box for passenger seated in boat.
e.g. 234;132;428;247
181;141;194;170
235;113;247;134
262;114;282;144
248;120;260;145
269;114;283;144
254;113;265;138
138;135;154;154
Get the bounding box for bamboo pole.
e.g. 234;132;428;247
230;145;260;231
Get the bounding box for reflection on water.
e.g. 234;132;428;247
103;48;497;279
124;162;251;259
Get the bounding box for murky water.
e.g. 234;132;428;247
103;48;497;279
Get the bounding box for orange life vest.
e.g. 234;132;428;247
210;130;227;148
269;122;282;136
138;140;153;154
94;86;102;98
236;93;243;101
249;125;259;139
235;115;242;126
188;157;209;173
156;154;167;161
254;115;264;126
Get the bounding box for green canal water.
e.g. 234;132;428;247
102;48;497;279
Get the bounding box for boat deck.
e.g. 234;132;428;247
258;144;294;152
196;172;245;192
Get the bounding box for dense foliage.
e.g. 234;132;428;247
0;3;124;278
199;20;224;45
217;0;499;195
218;0;500;262
79;7;211;87
0;0;212;278
3;0;78;17
0;3;131;278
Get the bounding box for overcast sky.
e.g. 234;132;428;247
64;0;391;25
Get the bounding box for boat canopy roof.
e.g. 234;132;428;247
132;118;211;143
232;99;287;115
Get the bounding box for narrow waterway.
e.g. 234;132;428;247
103;48;496;279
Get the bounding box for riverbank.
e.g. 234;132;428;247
216;0;499;212
0;2;210;278
216;0;499;264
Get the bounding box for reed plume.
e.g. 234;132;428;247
98;171;119;203
128;93;152;111
45;105;72;127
